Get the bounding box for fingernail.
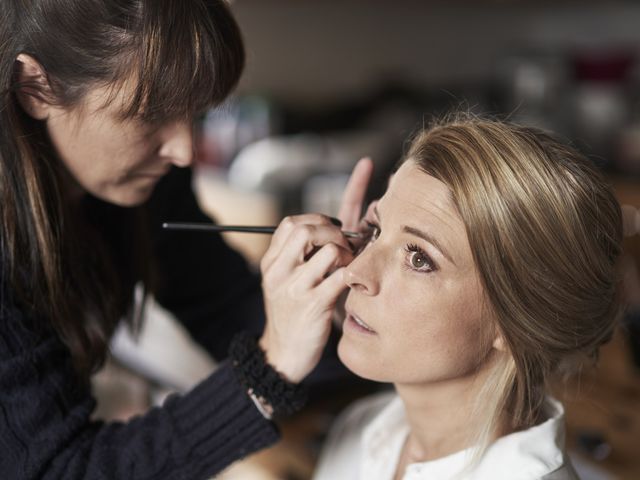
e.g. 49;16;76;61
329;217;343;227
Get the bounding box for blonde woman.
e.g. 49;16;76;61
309;117;623;480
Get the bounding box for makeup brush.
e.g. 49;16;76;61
162;222;364;238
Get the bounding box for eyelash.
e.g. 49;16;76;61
365;221;380;243
363;221;437;274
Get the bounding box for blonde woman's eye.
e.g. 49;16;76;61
405;244;436;273
366;222;381;243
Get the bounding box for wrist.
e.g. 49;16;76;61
229;332;308;418
247;388;274;420
259;334;305;384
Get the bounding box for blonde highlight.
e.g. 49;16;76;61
406;113;623;463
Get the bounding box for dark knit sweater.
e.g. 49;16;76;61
0;167;280;479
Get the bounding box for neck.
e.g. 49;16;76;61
55;160;86;208
394;360;510;463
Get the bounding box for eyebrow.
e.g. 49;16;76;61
374;205;456;266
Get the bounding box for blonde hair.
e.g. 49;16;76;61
406;114;623;458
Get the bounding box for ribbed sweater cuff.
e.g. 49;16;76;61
164;360;280;476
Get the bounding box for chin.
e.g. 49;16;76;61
97;186;155;207
337;335;392;383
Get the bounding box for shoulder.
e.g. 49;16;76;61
313;390;396;480
475;397;576;480
541;461;581;480
540;451;581;479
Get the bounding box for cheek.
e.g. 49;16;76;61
50;110;148;165
414;285;491;380
48;114;110;174
340;275;491;384
390;297;487;379
390;277;476;344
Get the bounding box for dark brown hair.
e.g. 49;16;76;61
0;0;245;376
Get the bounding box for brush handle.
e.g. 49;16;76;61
162;222;276;234
162;222;363;238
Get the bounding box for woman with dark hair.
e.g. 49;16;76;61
0;1;371;478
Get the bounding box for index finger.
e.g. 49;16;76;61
264;223;353;278
262;214;349;271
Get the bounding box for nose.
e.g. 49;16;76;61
157;120;194;167
344;244;380;296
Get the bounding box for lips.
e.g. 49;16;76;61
345;311;377;334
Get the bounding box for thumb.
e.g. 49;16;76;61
316;267;349;307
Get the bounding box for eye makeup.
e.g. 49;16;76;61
359;219;438;273
350;221;379;256
405;244;437;273
365;221;380;242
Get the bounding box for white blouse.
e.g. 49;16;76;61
313;392;579;480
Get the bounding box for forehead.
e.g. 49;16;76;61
79;75;190;124
386;161;454;216
382;160;473;267
65;79;135;121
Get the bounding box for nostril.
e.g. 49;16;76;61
160;141;194;167
172;150;193;167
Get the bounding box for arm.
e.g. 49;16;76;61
145;166;265;361
0;306;278;480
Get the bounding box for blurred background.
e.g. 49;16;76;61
93;1;640;479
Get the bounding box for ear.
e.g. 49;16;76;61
14;54;53;120
492;334;508;353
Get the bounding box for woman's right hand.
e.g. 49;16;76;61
258;214;354;384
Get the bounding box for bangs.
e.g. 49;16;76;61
116;0;244;123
